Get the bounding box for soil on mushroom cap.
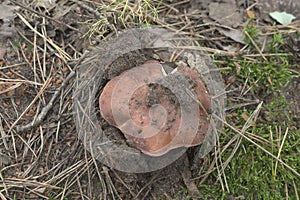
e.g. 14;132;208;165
96;50;163;150
98;50;211;156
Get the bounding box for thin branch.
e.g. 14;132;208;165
16;52;88;133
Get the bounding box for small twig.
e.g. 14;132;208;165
293;180;299;200
16;52;88;133
134;173;162;199
102;166;122;200
180;153;203;199
0;191;7;200
9;78;52;132
274;127;289;177
112;170;136;197
175;46;237;56
218;102;263;179
185;88;209;117
244;31;268;61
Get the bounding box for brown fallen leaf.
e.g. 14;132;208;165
247;10;256;19
208;2;243;28
217;28;245;44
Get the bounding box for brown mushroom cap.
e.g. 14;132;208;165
99;61;211;156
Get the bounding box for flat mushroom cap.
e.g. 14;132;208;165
99;61;211;156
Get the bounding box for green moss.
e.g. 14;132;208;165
200;124;299;199
269;33;285;52
243;25;260;44
199;95;300;199
218;31;296;92
200;24;300;199
235;55;292;91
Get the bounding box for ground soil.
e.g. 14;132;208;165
0;0;299;199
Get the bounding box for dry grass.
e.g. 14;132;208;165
0;0;299;199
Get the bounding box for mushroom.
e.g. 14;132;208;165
99;60;211;156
